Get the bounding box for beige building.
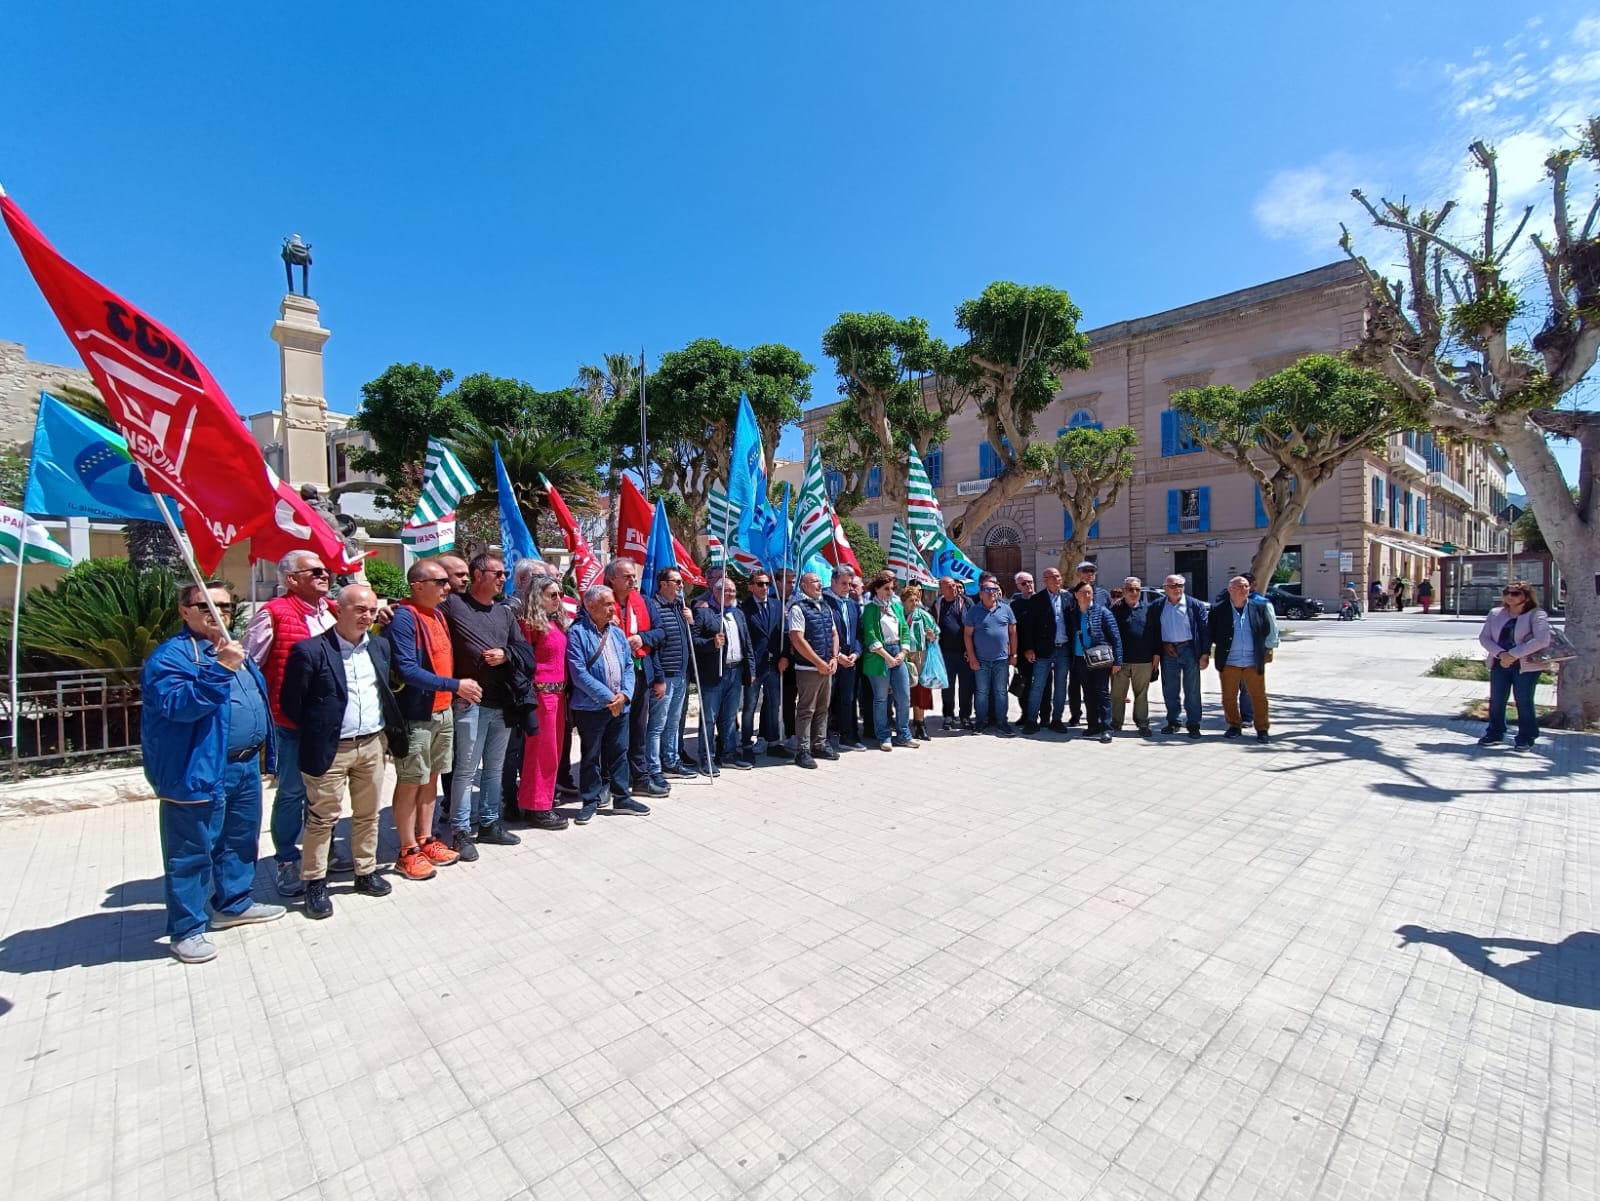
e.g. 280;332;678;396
805;262;1509;605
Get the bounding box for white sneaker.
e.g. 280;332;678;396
209;903;287;929
171;933;218;964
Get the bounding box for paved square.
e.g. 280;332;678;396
0;613;1594;1200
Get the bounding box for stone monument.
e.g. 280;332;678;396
269;237;331;494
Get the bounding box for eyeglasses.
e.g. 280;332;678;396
481;570;508;579
1502;588;1524;596
186;601;234;613
417;577;449;586
290;567;330;579
750;581;770;588
980;586;1000;593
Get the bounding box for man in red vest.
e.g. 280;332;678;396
243;551;353;897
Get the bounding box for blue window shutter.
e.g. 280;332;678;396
1062;509;1074;540
979;443;993;479
866;521;879;541
1167;489;1180;534
1197;486;1212;532
1057;427;1068;439
1160;411;1176;457
1254;486;1267;528
1417;497;1427;536
865;466;881;498
925;446;942;488
825;471;842;502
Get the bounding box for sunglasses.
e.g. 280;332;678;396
417;577;449;586
1502;588;1524;596
186;601;235;613
481;569;508;579
980;586;1000;593
291;567;330;579
750;581;770;587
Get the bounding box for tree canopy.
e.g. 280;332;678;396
1032;424;1139;575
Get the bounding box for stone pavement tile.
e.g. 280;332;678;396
486;1078;601;1186
110;1145;217;1201
215;1152;319;1201
1310;1132;1437;1201
1194;1093;1343;1201
864;1119;1006;1200
4;1075;117;1201
635;1150;743;1200
598;1109;698;1190
524;1147;634;1201
297;1048;472;1179
702;1112;802;1193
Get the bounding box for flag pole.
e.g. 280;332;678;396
638;347;649;494
684;610;714;787
9;548;22;760
151;494;230;631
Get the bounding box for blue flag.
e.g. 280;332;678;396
726;392;765;550
767;481;792;572
494;442;540;579
642;498;677;593
23;393;172;523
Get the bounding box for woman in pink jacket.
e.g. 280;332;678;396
1476;579;1552;750
516;576;572;827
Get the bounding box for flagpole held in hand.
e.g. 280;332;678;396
152;494;231;632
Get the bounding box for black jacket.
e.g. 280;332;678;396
1111;599;1160;663
503;639;541;736
1018;588;1078;659
824;590;863;657
692;603;755;687
652;591;693;679
740;594;786;677
1208;598;1275;672
933;594;968;646
280;629;408;777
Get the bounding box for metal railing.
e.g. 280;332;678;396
0;670;143;774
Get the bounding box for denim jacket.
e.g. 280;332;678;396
565;615;634;713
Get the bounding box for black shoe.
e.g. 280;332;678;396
526;808;570;830
1256;730;1271;743
1048;722;1070;734
1021;722;1039;735
574;800;599;825
1067;715;1082;727
476;821;521;846
554;784;580;800
450;831;480;862
606;796;652;816
818;745;839;761
354;871;391;897
795;751;817;770
1187;727;1202;739
1162;723;1182;734
1224;725;1243;739
730;756;753;771
665;763;699;780
766;744;793;759
642;778;671;798
304;879;333;920
995;723;1017;737
1512;741;1534;752
329;847;354;875
914;722;930;741
1098;732;1112;744
1138;726;1153;737
1477;734;1501;746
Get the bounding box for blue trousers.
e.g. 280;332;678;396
1486;660;1540;745
269;723;305;864
648;675;689;774
160;760;262;940
1027;645;1072;724
574;706;630;802
700;673;743;766
742;666;782;749
1160;644;1204;729
869;652;912;743
975;658;1010;726
450;704;512;833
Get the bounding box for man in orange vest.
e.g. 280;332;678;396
243;551;353;897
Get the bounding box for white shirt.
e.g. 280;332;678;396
722;611;744;665
1047;589;1067;643
336;632;384;739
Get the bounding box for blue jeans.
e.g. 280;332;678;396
1160;644;1203;730
574;706;630;801
450;704;512;833
700;674;743;767
742;666;782;749
159;760;262;940
649;675;689;773
1077;658;1113;732
869;650;912;742
1027;645;1072;724
975;658;1010;726
1486;660;1540;745
269;723;305;864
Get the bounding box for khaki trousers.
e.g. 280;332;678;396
1219;665;1269;732
795;671;833;752
302;733;384;880
1110;662;1154;730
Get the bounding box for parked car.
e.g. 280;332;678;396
1265;586;1323;619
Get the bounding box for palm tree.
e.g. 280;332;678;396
447;421;600;548
51;385;182;570
575;352;639;552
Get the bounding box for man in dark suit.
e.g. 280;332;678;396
932;577;974;730
1019;567;1076;733
280;585;408;919
739;568;788;761
824;565;864;750
693;578;755;772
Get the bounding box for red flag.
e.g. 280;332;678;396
542;474;603;592
1;193;277;559
825;509;862;573
672;535;706;587
249;470;371;574
616;477;652;565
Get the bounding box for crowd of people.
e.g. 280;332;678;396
148;545;1549;965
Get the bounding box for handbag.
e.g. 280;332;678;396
1084;642;1115;669
1524;626;1577;668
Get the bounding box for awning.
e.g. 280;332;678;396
1371;535;1444;559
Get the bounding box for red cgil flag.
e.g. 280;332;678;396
542;473;603;592
249;470;372;574
825;508;861;573
1;192;276;569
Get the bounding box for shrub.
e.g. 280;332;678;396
364;558;406;600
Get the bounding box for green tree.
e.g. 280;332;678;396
1343;124;1600;725
11;560;186;679
577;352;641;549
1172;354;1426;583
447;420;600;540
818;313;971;514
364;558;406;600
1033;425;1139;575
946;282;1092;540
347;364;461;506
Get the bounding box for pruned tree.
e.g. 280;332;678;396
1033;425;1139;575
1342;122;1600;726
1172;354;1427;584
946;282;1092;540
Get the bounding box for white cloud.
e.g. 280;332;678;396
1252;156;1372;248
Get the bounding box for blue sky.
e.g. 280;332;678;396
2;1;1594;484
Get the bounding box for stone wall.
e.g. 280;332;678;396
0;340;97;450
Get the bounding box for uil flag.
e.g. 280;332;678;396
726;392;765;549
542;473;603;592
888;519;934;587
411;438;476;525
904;441;945;550
494;442;541;580
251;469;370;573
921;526;981;594
1;191;277;558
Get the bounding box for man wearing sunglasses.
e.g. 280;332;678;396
143;582;285;962
243;551;353;898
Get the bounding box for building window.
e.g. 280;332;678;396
1403;489;1414;533
1159;411;1204;456
824;470;843;502
1371;476;1384;523
978;438;1011;480
1065;409;1102;431
924;444;942;489
1062;505;1100;541
1416;496;1427;538
334;444;350;485
1167;486;1209;534
1389;482;1400;530
864;466;881;498
866;521;880;542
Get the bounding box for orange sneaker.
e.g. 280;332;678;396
397;845;437;880
420;837;460;866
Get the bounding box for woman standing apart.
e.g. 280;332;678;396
1070;580;1122;743
861;572;918;750
516;577;573;827
1477;579;1551;751
902;585;940;742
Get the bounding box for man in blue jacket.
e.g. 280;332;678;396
1148;574;1210;738
566;584;649;823
142;582;284;963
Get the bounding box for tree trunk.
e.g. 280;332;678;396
1249;490;1315;587
125;519;181;572
1057;539;1087;577
948;470;1029;543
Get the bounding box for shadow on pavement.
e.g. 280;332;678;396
1397;925;1600;1010
0;911;169;973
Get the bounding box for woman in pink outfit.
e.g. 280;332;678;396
516;576;571;829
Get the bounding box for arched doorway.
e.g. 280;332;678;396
983;524;1023;581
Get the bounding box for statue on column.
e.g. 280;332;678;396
281;234;313;296
298;483;363;576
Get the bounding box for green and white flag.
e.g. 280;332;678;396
401;516;456;557
905;442;944;550
410;439;477;526
791;445;834;567
888;519;934;586
0;507;72;567
706;481;738;546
